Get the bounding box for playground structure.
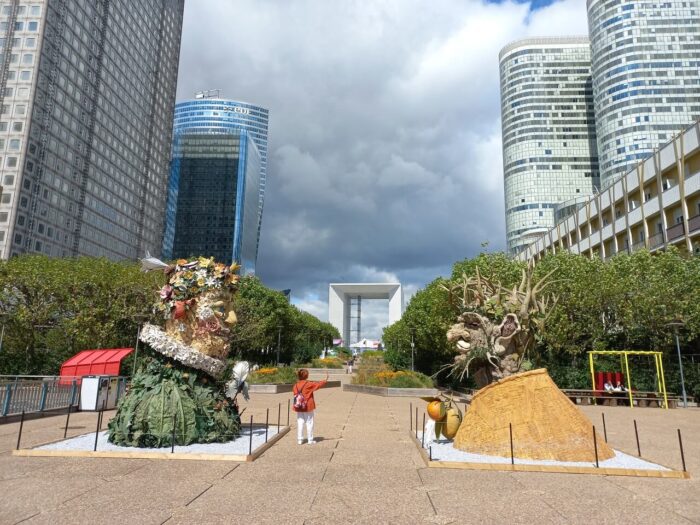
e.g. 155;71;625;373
588;350;668;409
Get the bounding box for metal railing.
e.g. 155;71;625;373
0;376;81;417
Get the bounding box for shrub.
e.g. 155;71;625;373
248;366;298;384
361;350;384;359
311;357;344;369
353;369;434;388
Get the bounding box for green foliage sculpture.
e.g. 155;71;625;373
108;256;246;447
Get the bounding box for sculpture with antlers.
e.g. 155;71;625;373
441;262;557;385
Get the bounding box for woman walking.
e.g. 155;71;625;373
292;368;328;445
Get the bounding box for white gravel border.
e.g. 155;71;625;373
418;433;669;471
37;426;282;455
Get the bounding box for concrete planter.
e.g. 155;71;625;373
343;384;439;397
249;381;341;394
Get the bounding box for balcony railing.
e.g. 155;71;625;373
631;239;646;252
689;214;700;234
649;232;665;249
666;222;685;241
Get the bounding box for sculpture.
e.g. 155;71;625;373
108;256;248;448
441;263;556;386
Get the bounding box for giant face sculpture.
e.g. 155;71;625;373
140;257;240;377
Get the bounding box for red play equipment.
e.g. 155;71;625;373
59;348;133;383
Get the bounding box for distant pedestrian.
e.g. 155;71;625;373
348;356;355;374
293;369;328;445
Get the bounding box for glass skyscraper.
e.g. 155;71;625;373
0;0;184;259
163;97;265;274
500;38;599;254
588;0;700;186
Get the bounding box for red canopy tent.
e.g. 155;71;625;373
59;348;133;384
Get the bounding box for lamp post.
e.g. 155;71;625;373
276;326;282;366
667;320;688;408
409;328;416;372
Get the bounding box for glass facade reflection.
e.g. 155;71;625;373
500;38;599;254
0;0;184;259
171;98;269;262
163;102;262;274
588;0;700;186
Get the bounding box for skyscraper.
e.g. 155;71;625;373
162;95;265;274
0;0;185;260
500;38;599;254
588;0;700;186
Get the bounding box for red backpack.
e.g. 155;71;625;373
293;381;308;410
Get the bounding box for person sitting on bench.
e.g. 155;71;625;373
614;381;627;392
604;381;614;393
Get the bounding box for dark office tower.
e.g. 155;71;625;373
162;95;268;274
0;0;184;259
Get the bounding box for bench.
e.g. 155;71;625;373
562;389;680;408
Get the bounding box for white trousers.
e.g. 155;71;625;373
296;410;315;442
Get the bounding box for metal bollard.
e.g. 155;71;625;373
602;412;607;443
421;413;425;448
265;408;269;443
634;419;641;457
94;410;102;452
677;429;686;472
248;415;254;456
509;423;514;465
63;404;72;439
16;410;25;450
409;402;412;431
429;446;432;461
277;402;281;431
592;425;599;468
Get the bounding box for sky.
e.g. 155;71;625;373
176;0;589;341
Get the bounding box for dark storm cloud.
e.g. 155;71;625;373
175;0;587;337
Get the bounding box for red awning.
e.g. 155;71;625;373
60;348;133;381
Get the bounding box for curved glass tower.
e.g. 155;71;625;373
163;97;266;273
500;38;599;254
588;0;700;186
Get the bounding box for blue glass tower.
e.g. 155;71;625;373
163;97;266;273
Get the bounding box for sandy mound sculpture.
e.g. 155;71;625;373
109;255;249;448
454;368;614;462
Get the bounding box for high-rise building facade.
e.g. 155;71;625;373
168;95;269;262
588;0;700;186
500;38;600;254
0;0;184;260
162;97;264;274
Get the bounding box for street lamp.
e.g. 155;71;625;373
409;327;416;372
276;325;282;365
667;320;688;408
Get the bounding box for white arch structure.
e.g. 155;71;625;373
328;283;403;346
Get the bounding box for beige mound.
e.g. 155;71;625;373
454;368;614;462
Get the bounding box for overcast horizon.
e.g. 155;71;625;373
176;0;589;340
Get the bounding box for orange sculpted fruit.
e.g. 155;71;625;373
427;400;446;421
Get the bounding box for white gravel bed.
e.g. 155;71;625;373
417;433;669;471
37;426;281;455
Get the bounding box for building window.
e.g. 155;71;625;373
8;139;20;150
1;193;11;204
12;122;22;132
21;54;33;65
3;175;14;186
14;22;24;31
30;6;41;16
19;70;31;81
0;212;7;222
27;21;38;32
6;157;17;167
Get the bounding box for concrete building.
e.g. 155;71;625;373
517;120;700;261
588;0;700;186
328;283;403;347
168;94;269;263
0;0;184;259
162;96;263;273
500;37;599;254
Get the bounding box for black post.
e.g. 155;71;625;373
634;419;641;457
265;408;269;443
15;410;25;450
277;402;281;431
509;423;514;465
602;412;607;443
171;413;177;454
98;399;106;430
93;410;102;452
429;445;432;461
409;402;413;431
248;415;254;456
593;425;599;468
421;413;425;447
677;429;686;472
63;404;72;439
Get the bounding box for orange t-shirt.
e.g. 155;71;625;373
292;380;327;412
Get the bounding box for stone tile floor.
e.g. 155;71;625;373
1;385;698;524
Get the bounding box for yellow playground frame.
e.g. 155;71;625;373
588;350;668;409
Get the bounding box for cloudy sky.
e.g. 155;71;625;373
176;0;588;340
